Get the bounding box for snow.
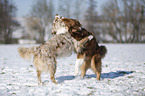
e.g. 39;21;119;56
0;44;145;96
18;39;36;44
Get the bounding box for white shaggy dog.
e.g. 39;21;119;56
18;15;93;85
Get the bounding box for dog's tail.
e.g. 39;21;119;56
99;45;107;58
17;46;36;61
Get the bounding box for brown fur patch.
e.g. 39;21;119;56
62;18;82;28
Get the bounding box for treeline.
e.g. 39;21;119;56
26;0;145;43
0;0;18;44
25;0;88;43
0;0;145;43
102;0;145;43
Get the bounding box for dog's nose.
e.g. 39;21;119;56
52;30;56;35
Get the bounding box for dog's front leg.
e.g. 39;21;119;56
76;35;94;53
75;54;84;76
37;70;42;85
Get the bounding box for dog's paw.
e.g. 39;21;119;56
38;82;43;86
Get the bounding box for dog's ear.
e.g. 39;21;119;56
61;18;81;28
61;18;71;28
72;19;82;27
60;16;65;19
55;14;60;19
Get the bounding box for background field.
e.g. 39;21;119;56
0;44;145;96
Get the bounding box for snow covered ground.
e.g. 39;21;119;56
0;44;145;96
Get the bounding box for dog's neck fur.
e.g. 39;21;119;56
56;27;68;35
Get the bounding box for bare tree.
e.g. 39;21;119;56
74;0;84;20
84;0;99;39
0;0;17;44
28;0;54;43
57;0;85;20
57;0;72;18
57;0;65;16
25;17;41;40
102;0;145;43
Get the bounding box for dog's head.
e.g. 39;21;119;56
61;18;82;29
52;14;69;35
61;18;92;41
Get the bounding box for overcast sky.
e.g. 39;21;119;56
13;0;107;17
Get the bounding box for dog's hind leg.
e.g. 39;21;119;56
91;54;102;80
37;69;42;85
80;59;90;78
49;60;58;84
49;67;57;84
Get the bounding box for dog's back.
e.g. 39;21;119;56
18;32;75;61
43;33;75;58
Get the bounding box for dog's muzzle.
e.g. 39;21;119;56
52;30;56;35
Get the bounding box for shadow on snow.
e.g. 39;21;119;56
56;75;75;83
86;71;134;79
55;71;134;83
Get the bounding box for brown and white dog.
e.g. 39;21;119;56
52;15;107;80
17;15;93;85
